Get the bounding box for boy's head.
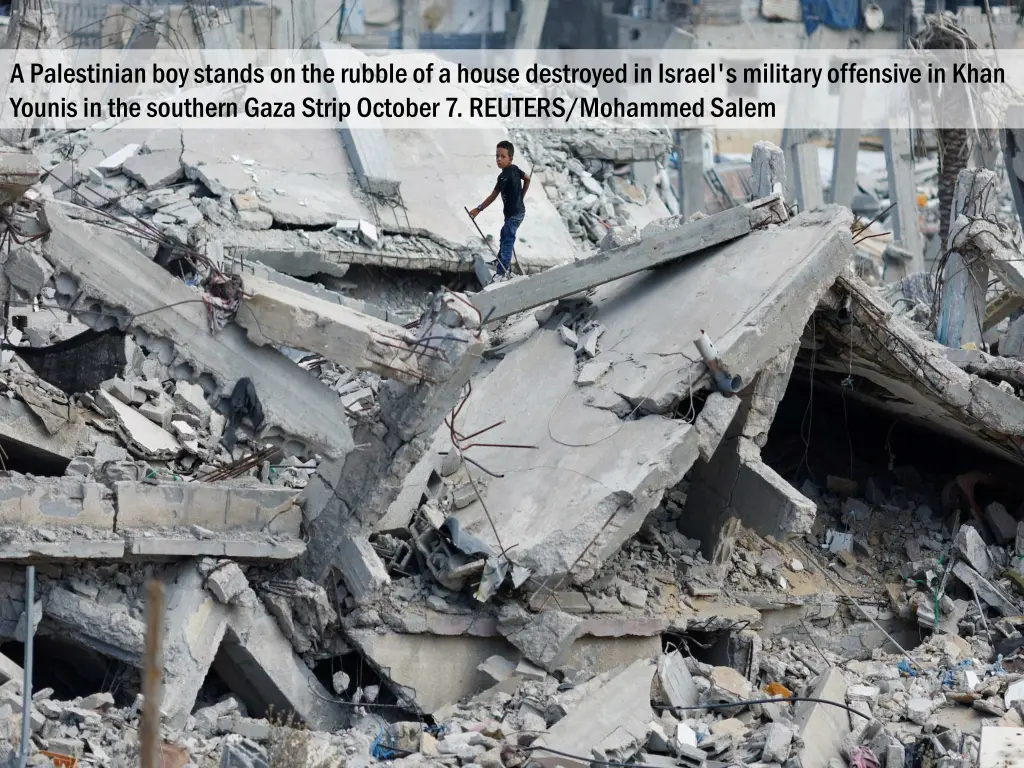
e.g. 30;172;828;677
496;141;514;169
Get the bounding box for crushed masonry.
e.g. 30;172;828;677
4;27;1024;768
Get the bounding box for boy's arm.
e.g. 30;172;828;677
521;170;531;198
469;186;499;218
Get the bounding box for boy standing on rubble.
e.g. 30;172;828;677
469;140;530;279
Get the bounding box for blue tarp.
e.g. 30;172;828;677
799;0;859;35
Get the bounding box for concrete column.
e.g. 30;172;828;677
781;60;823;213
883;125;924;272
829;104;860;208
160;564;232;730
680;345;815;560
751;141;786;200
400;0;420;49
936;168;998;350
514;0;550;49
676;129;706;219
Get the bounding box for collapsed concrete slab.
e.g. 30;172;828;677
0;394;102;462
40;206;354;459
416;207;853;589
346;630;521;713
161;563;344;731
532;658;656;768
180;126;572;274
236;274;429;383
794;668;851;768
43;586;146;666
472;194;785;324
812;275;1024;465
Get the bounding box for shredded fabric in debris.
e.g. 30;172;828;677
2;328;127;395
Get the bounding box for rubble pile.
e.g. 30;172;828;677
511;128;675;249
5;31;1024;765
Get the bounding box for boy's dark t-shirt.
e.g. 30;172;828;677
496;164;526;218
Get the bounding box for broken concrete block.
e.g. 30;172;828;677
97;391;179;460
794;668;850;768
205;561;250;605
122;150;184;190
558;325;578;347
515;659;547;681
655;651;698;708
618;585;648;609
173;381;212;421
93;443;128;464
94;144;140;175
762;722;794;763
0;652;22;685
477;655;517;684
956;524;995;578
906;697;937;725
5;245;54;297
500;610;583;673
336;534;390;603
709;666;754;704
532;659;656;768
694;392;740;462
332;671;350;695
236;274;429;384
985;502;1018;547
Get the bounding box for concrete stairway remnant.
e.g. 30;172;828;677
40;206;354;460
472;194;786;325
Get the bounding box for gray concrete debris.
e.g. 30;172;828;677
532;658;656;768
955;524;994;578
795;668;850;768
5;244;54;297
41;207;355;460
499;609;583;672
655;650;698;708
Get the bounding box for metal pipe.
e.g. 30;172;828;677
17;565;34;768
694;329;744;395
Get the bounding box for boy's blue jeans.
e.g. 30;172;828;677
498;213;524;275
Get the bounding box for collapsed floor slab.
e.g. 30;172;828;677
471;195;779;324
810;275;1024;465
414;207;854;589
161;562;344;731
236;274;429;383
40;206;354;459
